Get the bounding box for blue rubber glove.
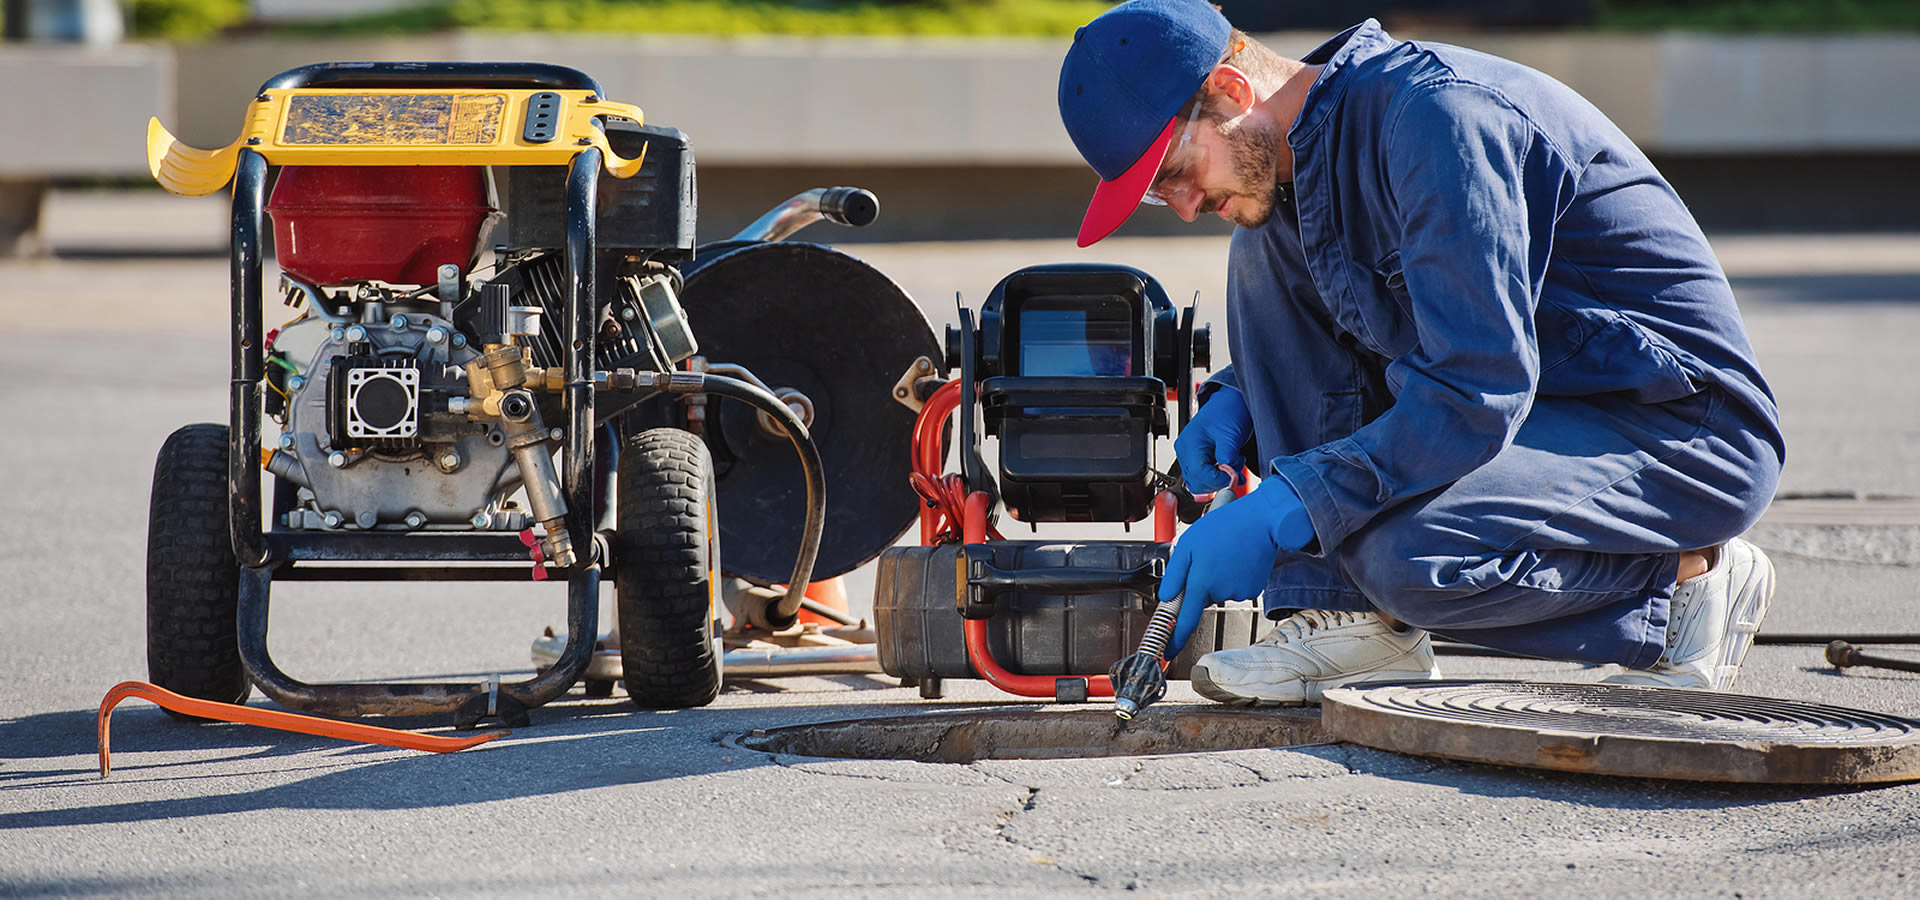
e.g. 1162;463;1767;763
1174;386;1253;495
1162;477;1317;656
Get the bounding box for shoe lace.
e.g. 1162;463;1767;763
1257;609;1366;646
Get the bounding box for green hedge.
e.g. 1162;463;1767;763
126;0;252;40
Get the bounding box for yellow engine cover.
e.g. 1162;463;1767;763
147;87;647;196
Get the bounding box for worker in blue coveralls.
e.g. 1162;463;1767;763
1057;0;1785;705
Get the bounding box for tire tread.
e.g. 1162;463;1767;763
615;428;721;708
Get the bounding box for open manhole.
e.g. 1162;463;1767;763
733;707;1324;763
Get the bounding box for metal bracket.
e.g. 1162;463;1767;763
891;355;938;413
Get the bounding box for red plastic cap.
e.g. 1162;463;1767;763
1076;115;1179;248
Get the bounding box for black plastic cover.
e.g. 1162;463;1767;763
982;376;1167;523
499;119;696;258
874;541;1268;680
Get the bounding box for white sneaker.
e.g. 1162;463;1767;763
1602;537;1774;691
1189;609;1441;706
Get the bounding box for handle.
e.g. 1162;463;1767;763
262;61;603;93
816;187;880;228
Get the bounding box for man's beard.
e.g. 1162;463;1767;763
1199;115;1285;228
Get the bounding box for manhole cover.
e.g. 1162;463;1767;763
1324;680;1920;784
734;707;1324;763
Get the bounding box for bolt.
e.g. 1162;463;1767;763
577;137;592;146
895;387;909;398
582;95;599;103
246;137;261;145
437;447;462;471
356;511;377;529
330;326;346;342
404;511;428;529
426;327;448;344
452;333;468;348
279;433;295;450
438;263;459;279
323;511;344;529
256;93;271;102
287;374;306;391
345;325;367;342
471;512;492;529
357;284;375;299
550;427;564;441
389;315;407;331
620;307;637;321
328;451;348;468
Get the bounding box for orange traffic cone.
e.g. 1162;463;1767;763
797;577;850;626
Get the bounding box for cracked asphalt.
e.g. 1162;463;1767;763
2;193;1918;897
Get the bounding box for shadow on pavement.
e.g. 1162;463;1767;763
0;686;1056;829
1299;741;1892;810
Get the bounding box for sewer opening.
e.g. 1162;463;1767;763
734;707;1326;764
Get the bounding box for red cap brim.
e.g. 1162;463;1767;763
1076;115;1181;248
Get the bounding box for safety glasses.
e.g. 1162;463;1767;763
1139;101;1207;208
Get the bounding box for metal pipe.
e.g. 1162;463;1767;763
722;644;880;677
262;61;603;94
239;562;601;718
799;597;862;628
1827;641;1920;675
730;187;880;243
230;149;268;567
562;148;600;571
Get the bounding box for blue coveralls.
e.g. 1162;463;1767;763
1216;21;1785;667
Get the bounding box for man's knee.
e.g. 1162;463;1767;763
1337;516;1492;628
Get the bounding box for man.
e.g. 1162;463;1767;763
1056;0;1784;705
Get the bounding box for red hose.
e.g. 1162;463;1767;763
909;381;1000;544
960;491;1116;698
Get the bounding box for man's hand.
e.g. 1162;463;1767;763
1174;386;1253;495
1163;477;1316;655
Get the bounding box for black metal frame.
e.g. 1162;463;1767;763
226;63;614;724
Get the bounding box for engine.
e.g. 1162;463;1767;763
267;287;523;535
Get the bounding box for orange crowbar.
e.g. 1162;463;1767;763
98;681;508;778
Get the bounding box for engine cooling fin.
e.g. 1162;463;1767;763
492;252;657;372
1321;680;1920;784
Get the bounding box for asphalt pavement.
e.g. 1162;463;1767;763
1;191;1917;897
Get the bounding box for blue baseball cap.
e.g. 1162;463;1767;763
1057;0;1232;247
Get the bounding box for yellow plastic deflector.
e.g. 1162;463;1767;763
147;88;647;196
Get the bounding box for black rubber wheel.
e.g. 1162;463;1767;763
615;427;723;708
146;423;250;715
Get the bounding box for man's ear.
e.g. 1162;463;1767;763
1207;65;1257;117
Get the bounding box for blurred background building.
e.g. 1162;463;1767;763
2;0;1917;251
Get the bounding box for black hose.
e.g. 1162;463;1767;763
656;372;825;631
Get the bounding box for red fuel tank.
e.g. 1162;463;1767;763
267;166;496;286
